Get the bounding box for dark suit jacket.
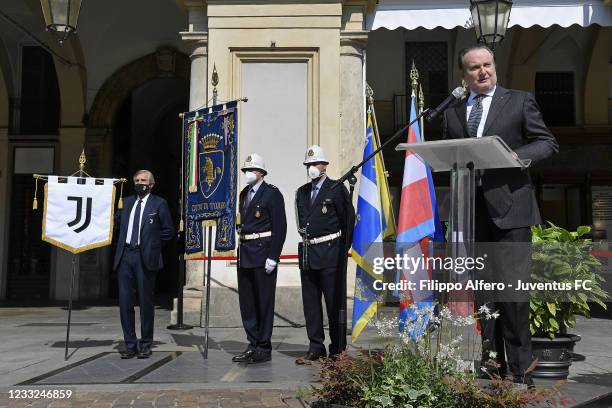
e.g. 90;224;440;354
443;86;558;229
238;181;287;268
113;194;174;271
296;177;355;270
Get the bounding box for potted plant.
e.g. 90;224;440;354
529;223;609;379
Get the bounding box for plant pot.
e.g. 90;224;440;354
531;334;580;380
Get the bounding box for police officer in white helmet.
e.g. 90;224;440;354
295;145;355;363
233;153;287;364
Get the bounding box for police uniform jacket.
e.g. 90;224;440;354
296;176;355;270
238;181;287;269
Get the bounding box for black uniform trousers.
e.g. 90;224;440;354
300;264;339;356
237;266;277;353
117;246;157;351
475;187;532;377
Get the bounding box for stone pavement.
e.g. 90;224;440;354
0;305;611;407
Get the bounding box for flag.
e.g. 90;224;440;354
372;115;396;241
396;91;444;336
187;119;198;193
351;111;394;342
42;176;116;254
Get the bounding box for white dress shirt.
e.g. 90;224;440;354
126;193;150;245
466;85;496;138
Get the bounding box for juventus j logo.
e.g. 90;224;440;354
67;196;92;233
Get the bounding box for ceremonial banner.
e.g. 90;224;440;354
42;176;116;254
183;101;238;254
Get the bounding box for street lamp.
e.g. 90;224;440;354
40;0;83;45
470;0;513;51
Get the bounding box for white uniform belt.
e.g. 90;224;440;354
241;231;272;240
306;231;341;245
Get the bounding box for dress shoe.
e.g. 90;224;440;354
512;375;535;389
120;349;137;359
232;349;255;363
137;346;152;359
295;350;326;365
249;351;271;364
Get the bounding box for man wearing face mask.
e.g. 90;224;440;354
233;153;287;364
295;145;355;363
113;170;174;359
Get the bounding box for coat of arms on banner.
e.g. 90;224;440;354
42;176;117;253
184;101;238;254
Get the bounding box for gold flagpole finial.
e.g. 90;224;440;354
418;83;425;114
78;149;86;174
410;60;419;95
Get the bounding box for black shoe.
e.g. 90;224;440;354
137;346;152;359
295;351;326;365
513;375;535;389
249;351;271;364
120;349;137;359
232;349;255;363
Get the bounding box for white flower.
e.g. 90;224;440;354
488;351;497;359
491;311;500;320
478;305;491;314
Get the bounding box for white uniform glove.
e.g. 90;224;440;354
265;258;277;274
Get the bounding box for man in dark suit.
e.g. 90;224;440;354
233;153;287;364
443;45;558;385
295;145;355;363
114;170;174;359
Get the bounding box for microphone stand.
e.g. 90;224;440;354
332;106;432;352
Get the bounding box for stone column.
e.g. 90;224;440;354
53;127;87;300
0;128;8;299
340;31;367;299
172;3;209;324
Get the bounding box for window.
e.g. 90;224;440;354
405;42;448;139
535;72;575;126
20;46;60;134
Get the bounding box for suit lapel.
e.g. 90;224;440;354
455;100;469;138
141;195;155;231
482;86;510;136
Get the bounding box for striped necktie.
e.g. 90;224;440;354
467;94;484;138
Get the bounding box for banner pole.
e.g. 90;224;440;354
64;254;77;360
203;226;213;359
168;114;192;331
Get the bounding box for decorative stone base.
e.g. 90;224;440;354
171;286;336;328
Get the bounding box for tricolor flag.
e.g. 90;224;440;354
396;91;444;335
187;120;198;193
351;111;395;342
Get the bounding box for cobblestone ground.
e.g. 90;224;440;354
0;389;308;408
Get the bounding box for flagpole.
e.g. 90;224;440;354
332;104;433;351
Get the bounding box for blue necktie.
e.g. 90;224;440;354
310;185;319;205
467;94;484;138
130;199;142;246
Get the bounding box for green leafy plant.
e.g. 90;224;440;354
530;223;609;338
303;305;566;407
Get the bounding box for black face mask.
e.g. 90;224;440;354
135;184;151;197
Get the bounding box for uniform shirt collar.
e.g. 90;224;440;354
312;174;327;190
250;178;264;194
468;85;496;104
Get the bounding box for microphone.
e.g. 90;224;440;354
425;86;465;122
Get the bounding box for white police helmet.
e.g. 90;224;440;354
303;145;329;165
241;153;267;174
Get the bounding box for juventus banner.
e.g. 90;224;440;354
183;101;238;254
42;176;117;253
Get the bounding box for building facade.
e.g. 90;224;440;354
0;1;610;324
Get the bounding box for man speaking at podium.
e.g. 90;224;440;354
443;44;558;386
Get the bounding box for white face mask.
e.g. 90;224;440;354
308;165;321;179
244;171;257;185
